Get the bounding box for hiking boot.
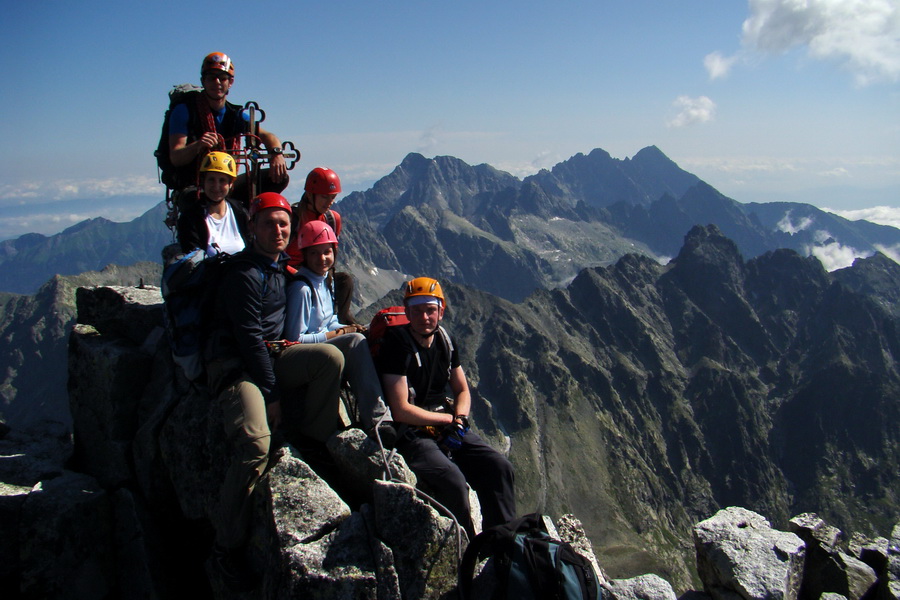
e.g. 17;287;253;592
211;544;260;592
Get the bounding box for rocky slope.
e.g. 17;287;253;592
4;280;898;598
0;262;160;429
392;224;900;586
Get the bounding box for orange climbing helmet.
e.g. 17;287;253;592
201;52;235;77
404;277;445;307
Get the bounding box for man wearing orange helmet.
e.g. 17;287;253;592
377;277;516;539
203;192;343;589
167;52;289;203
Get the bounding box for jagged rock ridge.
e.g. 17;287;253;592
404;225;900;586
0;262;160;429
5;277;900;598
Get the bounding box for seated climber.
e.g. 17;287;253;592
285;167;357;324
203;192;343;589
166;52;289;206
175;151;249;255
283;220;393;434
376;277;516;539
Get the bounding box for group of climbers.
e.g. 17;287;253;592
159;52;515;590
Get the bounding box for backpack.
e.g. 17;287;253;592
154;84;204;190
458;513;605;600
155;84;246;189
290;202;338;238
160;243;233;380
366;307;455;361
367;306;409;359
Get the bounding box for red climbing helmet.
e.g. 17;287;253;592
304;168;342;195
249;192;292;219
298;221;339;250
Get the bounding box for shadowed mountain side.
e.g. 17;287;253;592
0;263;161;429
526;145;701;209
0;202;171;295
421;225;900;585
338;153;523;229
606;187;900;261
337;152;660;303
832;251;900;319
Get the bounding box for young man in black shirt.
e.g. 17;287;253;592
377;277;515;539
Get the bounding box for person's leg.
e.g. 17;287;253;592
273;343;344;443
398;435;475;538
213;374;271;550
451;433;516;529
326;333;392;428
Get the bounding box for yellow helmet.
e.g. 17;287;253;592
199;152;237;179
404;277;445;306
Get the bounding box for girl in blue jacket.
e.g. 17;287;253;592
284;221;391;431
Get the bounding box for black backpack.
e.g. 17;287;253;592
458;513;605;600
154;84;205;190
160;243;241;380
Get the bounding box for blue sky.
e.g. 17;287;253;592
1;0;898;239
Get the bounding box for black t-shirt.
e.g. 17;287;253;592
377;325;459;406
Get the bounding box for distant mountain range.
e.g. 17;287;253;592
0;202;171;295
2;146;898;301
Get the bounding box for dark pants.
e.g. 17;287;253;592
398;432;516;539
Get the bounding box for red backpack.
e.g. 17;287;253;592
366;306;408;359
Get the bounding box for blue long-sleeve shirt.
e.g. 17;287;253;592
283;266;343;343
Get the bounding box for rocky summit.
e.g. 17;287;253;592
2;223;900;597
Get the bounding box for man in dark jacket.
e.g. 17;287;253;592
205;192;343;588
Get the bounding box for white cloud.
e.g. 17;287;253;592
667;96;717;128
530;151;558;171
705;51;739;79
741;0;900;85
417;124;444;155
0;175;161;204
817;166;851;177
874;242;900;262
777;211;814;234
823;205;900;228
813;229;835;243
805;239;873;270
0;209;141;240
